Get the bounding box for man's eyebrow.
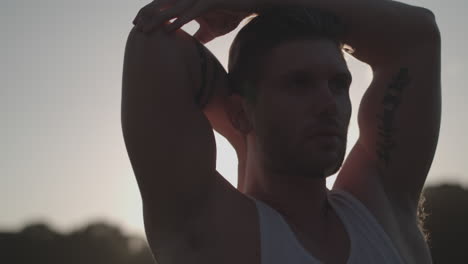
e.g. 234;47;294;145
278;69;352;83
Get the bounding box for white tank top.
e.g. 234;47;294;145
247;189;405;264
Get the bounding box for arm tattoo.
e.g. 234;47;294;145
193;39;217;109
375;68;411;167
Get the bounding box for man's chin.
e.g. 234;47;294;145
315;159;343;178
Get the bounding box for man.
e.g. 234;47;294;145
122;0;440;263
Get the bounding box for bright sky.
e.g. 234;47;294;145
2;0;467;236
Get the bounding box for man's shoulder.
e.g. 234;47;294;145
146;172;261;264
330;186;431;264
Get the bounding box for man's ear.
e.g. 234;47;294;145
226;94;253;135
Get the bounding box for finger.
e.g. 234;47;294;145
133;0;174;28
133;6;149;25
194;27;208;44
194;29;215;44
195;16;210;28
193;20;214;44
133;2;157;28
149;0;176;13
151;0;194;30
165;8;201;33
133;1;161;22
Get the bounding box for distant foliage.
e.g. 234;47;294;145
0;222;156;264
423;184;468;264
1;184;467;264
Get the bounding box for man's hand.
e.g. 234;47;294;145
191;9;252;44
133;0;255;43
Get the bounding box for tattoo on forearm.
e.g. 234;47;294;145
375;68;411;167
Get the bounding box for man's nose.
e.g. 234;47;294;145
314;82;338;116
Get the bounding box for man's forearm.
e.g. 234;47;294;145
255;0;439;66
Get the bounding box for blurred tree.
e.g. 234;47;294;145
0;221;156;264
423;184;468;264
1;184;468;264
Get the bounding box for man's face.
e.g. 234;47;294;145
249;38;352;178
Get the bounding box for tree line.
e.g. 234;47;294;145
1;184;467;264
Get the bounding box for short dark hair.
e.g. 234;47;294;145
228;6;353;106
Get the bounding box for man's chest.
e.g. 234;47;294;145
148;191;431;264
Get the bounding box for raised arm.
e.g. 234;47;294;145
121;21;234;257
255;0;441;217
139;0;441;215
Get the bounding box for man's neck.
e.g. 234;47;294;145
242;162;333;239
